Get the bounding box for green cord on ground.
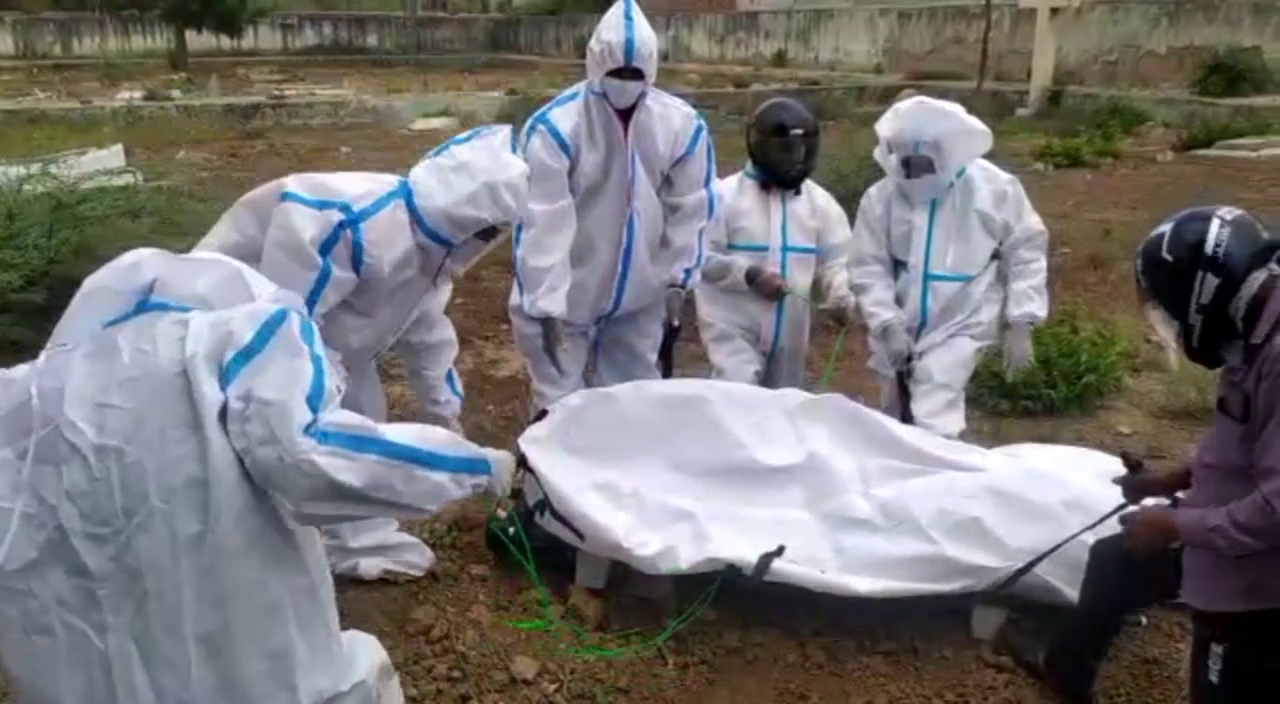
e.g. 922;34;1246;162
487;499;721;658
485;295;849;657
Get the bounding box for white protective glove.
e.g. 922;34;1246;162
1003;322;1035;375
483;448;517;498
825;296;858;328
700;257;735;285
664;286;686;326
877;322;913;371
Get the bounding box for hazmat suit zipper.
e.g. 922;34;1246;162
765;191;791;365
916;198;940;341
597;106;638;326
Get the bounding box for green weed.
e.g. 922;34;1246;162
969;311;1136;416
0;177;221;363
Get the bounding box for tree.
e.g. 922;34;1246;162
125;0;272;71
975;0;994;90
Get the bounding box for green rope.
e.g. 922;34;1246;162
487;500;721;658
483;291;850;657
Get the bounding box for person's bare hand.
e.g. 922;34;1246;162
1119;508;1180;554
745;266;787;302
1113;466;1191;505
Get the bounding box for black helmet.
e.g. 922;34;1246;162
1135;205;1276;369
746;97;819;192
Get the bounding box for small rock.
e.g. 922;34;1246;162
1156;149;1175;163
467;563;491;578
406;605;437;634
566;585;606;630
468;603;490;621
509;654;541;683
425;621;450;643
407;116;461;133
338;145;352;155
1115;425;1134;436
488;668;511;686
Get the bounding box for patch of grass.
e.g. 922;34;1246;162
1028;99;1152;168
1191;46;1274;98
1173;117;1279;152
0;178;222;364
1152;363;1218;421
1031;131;1119;168
812;131;880;218
969;311;1137;416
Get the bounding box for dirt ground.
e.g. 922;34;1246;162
2;98;1278;702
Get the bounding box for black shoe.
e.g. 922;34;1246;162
995;621;1097;704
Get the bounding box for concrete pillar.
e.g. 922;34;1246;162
1018;0;1079;114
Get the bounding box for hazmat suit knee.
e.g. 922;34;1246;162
507;0;718;415
697;98;858;389
849;96;1049;438
1;247;516;704
193;124;528;580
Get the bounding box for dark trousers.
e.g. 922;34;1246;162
1043;533;1181;699
1189;607;1280;703
1045;533;1280;703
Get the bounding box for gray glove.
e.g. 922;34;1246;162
700;257;735;285
537;317;564;376
1003;322;1034;375
664;286;686;326
745;265;787;302
878;322;913;371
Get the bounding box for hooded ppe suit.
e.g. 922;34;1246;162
193;124;529;581
508;0;718;414
696;167;857;388
850;97;1049;438
0;247;515;704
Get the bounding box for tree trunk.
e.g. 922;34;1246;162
976;0;994;90
169;21;189;71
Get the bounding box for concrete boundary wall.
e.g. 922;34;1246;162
0;3;1276;89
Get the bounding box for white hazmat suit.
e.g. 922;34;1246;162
696;166;857;388
194;124;529;581
850;97;1049;438
508;0;718;414
0;247;514;704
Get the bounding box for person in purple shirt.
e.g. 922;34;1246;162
998;205;1280;704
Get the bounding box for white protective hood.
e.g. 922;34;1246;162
585;0;659;88
407;124;530;274
872;96;994;188
517;380;1126;605
45;247;301;349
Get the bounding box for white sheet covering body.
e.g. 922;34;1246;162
517;379;1125;605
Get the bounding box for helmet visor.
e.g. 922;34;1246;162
1137;284;1181;368
751;125;816;182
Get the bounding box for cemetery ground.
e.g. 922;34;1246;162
1;85;1278;703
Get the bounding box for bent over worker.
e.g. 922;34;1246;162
193;124;528;581
697;97;858;388
0;248;515;704
999;206;1280;704
849;96;1049;438
508;0;718;416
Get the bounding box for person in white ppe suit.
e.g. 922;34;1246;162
849;96;1049;439
697;97;858;388
508;0;718;416
0;247;515;704
193;124;528;581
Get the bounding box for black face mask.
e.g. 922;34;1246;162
900;154;937;180
746;98;819;192
474;225;502;243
